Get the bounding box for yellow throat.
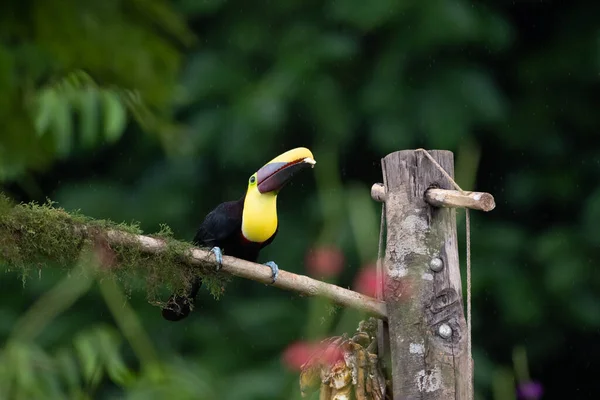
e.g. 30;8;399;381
241;186;278;243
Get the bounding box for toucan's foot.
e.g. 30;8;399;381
211;246;223;270
264;261;279;284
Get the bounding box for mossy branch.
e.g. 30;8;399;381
0;195;388;320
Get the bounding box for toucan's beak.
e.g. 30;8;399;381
256;147;316;194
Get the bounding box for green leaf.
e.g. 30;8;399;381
74;332;102;386
96;327;135;386
55;348;81;393
101;90;127;143
11;343;35;389
34;88;58;136
78;88;100;148
492;367;516;400
51;95;74;156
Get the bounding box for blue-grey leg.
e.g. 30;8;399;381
210;247;223;270
264;261;279;283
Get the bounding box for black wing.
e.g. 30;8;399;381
193;199;244;247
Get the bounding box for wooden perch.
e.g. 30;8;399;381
425;188;495;211
106;230;388;319
371;183;495;212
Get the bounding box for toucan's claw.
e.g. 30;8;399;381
264;261;279;283
211;247;223;270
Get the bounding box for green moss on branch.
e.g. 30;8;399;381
0;193;228;306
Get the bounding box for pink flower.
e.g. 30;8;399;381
317;340;344;366
353;263;414;301
281;339;346;371
282;341;316;371
305;246;345;278
353;264;380;297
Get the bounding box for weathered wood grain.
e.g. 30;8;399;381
381;150;469;400
425;188;495;212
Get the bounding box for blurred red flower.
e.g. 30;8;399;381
305;246;344;278
282;339;345;371
353;263;380;297
282;341;316;371
317;339;344;366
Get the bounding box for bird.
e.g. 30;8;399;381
161;147;316;321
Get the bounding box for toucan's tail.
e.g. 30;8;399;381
161;276;203;321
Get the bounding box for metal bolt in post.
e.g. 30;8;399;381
430;257;444;272
438;323;452;339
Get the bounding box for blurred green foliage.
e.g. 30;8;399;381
1;0;599;399
0;0;193;180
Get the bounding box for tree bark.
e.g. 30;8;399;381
381;150;469;399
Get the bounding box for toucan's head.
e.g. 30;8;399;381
242;147;315;243
247;147;316;195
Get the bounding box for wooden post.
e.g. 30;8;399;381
380;150;469;399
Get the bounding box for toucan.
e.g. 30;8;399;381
162;147;316;321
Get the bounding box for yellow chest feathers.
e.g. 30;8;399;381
241;189;278;243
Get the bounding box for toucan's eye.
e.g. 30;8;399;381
249;176;256;184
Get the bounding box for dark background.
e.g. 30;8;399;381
1;0;599;398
